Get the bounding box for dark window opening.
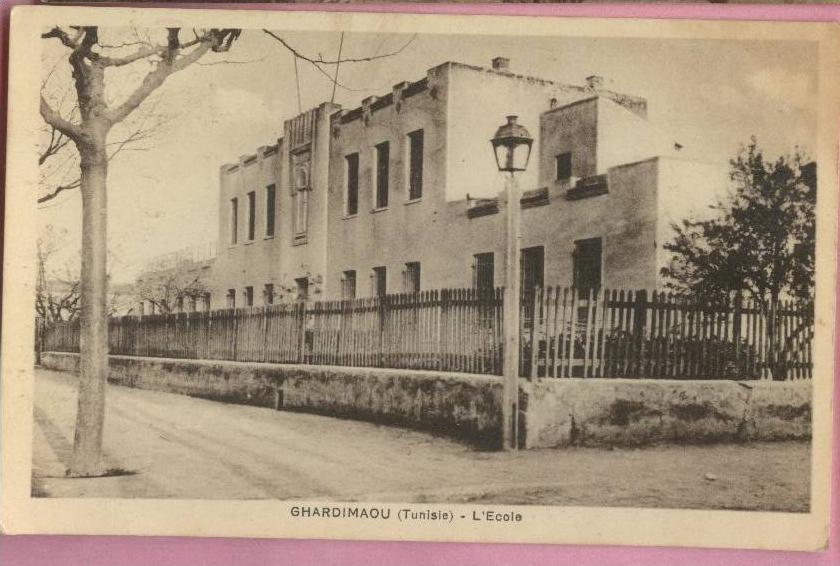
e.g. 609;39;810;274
403;262;421;293
226;289;236;309
247;191;256;241
408;130;424;200
265;184;276;237
263;283;274;305
521;246;545;290
375;141;390;209
573;237;603;292
372;266;387;297
243;286;254;307
342;270;357;300
473;252;495;289
346;153;359;216
556;152;572;181
295;277;309;302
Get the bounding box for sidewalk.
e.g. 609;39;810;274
32;368;810;511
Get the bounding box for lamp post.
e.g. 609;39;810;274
490;115;533;451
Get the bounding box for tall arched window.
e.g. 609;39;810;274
292;155;310;242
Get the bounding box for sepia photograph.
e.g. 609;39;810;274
2;6;839;550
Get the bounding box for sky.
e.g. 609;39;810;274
37;28;818;284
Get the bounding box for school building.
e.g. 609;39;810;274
136;56;726;312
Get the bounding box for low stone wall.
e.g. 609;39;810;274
40;352;502;447
520;378;811;448
40;352;810;449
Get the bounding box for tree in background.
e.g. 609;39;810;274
136;273;210;314
36;228;81;324
661;139;816;379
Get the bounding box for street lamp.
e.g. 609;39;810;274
491;115;533;451
491;115;534;173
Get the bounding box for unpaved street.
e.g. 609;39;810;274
32;369;810;511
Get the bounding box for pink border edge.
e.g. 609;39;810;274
0;1;838;564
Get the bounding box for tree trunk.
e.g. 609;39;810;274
68;134;109;477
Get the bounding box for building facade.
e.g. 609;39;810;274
139;57;727;311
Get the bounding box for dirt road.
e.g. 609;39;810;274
32;369;809;511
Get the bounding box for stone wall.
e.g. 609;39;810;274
520;378;811;448
40;352;502;447
40;352;810;449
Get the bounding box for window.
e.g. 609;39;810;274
294;189;309;239
229;198;238;245
187;296;196;313
203;293;211;312
341;270;357;300
247;191;256;241
263;283;274;305
265;184;276;237
573;237;603;292
555;152;572;181
374;141;390;209
521;246;545;290
176;296;184;313
473;252;495;289
407;129;424;200
403;262;421;293
293;159;310;240
226;288;236;309
345;153;359;216
243;286;254;307
371;266;387;297
295;277;309;302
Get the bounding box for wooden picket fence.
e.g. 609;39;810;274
521;288;813;380
43;288;505;374
40;286;813;380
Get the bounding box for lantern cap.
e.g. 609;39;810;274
492;115;533;144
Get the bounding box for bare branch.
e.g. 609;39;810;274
37;180;81;204
39;126;72;166
262;30;416;65
40;95;82;140
106;29;236;124
195;56;266;67
41;26;82;50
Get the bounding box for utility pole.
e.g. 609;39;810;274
491;114;532;451
502;172;522;450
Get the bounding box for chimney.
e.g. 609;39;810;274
585;75;604;90
491;57;510;72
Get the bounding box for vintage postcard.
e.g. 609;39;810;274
1;5;838;551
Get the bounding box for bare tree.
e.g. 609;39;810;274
137;273;209;314
40;26;243;477
36;227;128;323
39;26;413;477
36;233;81;323
38;105;165;205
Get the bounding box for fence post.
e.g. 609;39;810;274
732;294;742;378
633;289;647;377
259;307;267;363
378;294;388;368
437;289;448;371
232;308;239;361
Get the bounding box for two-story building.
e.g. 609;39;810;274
139;56;727;312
